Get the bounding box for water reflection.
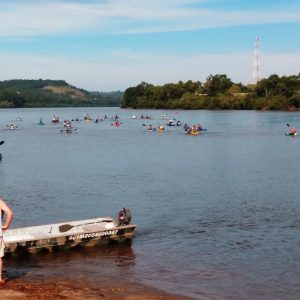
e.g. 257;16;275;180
6;242;136;281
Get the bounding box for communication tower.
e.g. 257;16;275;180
253;37;260;84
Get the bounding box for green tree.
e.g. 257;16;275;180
204;74;233;96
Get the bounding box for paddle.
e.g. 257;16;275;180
0;141;4;146
59;220;113;233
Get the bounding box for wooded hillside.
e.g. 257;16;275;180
121;74;300;110
0;79;122;108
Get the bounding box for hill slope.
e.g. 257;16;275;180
0;79;122;108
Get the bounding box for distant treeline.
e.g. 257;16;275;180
0;79;122;108
121;74;300;110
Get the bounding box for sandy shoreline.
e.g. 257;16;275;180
0;277;207;300
1;246;207;299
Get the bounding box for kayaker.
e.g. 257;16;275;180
192;125;198;132
0;197;14;283
196;124;203;131
290;127;297;135
184;123;190;131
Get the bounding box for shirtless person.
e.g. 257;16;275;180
0;197;13;283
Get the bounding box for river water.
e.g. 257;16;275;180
0;108;300;300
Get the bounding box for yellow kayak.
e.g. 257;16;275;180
186;130;200;135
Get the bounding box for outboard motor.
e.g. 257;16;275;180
118;208;132;226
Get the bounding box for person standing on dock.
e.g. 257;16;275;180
0;197;14;283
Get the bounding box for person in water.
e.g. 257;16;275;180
290;127;297;135
0;197;13;283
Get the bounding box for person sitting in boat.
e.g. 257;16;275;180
167;120;175;126
176;120;181;126
148;124;153;131
52;115;59;123
191;125;198;132
183;123;190;131
196;124;203;131
158;125;165;131
118;208;132;226
290;127;297;135
63;120;71;127
187;125;198;134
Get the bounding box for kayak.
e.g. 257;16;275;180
285;132;298;136
186;131;200;135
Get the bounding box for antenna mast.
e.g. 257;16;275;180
253;37;260;84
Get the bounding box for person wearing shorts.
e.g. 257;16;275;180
0;198;14;283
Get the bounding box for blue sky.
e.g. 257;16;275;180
0;0;299;91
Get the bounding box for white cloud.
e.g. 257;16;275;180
1;51;299;91
0;0;299;37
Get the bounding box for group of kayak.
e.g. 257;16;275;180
183;123;206;135
145;121;205;135
167;120;182;127
147;124;165;132
51;113;206;135
59;120;79;134
5;114;298;138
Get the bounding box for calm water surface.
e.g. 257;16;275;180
1;108;300;300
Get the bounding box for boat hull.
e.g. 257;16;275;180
4;218;136;256
186;131;200;135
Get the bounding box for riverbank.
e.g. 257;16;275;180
0;278;207;300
